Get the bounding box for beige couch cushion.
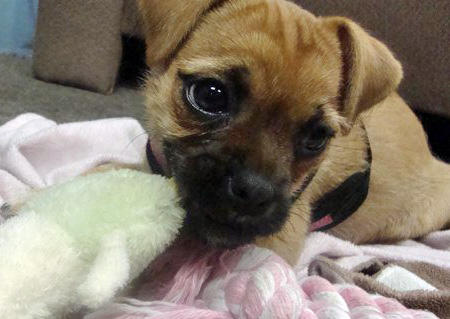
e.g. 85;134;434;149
298;0;450;118
33;0;124;94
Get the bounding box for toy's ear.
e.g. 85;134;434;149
320;17;403;127
137;0;220;70
77;231;130;309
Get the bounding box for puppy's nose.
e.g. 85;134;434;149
227;170;274;208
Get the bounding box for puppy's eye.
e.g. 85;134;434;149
296;123;334;157
185;79;229;116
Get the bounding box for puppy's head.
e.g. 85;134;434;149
138;0;402;248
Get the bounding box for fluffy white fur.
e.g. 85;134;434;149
0;169;185;318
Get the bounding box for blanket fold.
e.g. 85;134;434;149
309;256;450;318
0;113;147;207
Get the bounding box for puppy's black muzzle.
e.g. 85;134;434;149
165;145;291;248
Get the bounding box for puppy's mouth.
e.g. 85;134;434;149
181;190;290;249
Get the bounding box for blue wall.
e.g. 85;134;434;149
0;0;39;57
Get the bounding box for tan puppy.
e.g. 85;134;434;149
138;0;450;265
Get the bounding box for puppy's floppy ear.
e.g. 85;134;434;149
321;17;403;126
137;0;221;70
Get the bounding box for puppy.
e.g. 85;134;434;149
138;0;450;264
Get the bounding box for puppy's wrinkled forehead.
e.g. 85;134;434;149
141;0;402;142
174;0;341;122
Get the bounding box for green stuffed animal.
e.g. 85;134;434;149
0;169;185;318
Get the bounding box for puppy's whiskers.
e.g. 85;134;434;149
120;131;148;154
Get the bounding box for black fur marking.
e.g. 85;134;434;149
290;169;317;203
225;67;250;114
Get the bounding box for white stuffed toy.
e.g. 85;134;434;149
0;169;185;318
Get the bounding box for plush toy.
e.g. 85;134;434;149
0;169;185;318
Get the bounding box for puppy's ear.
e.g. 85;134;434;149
137;0;220;70
321;17;403;126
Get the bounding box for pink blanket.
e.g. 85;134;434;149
86;240;441;319
1;114;446;319
0;113;147;210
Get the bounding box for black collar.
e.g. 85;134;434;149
146;139;165;176
310;136;372;232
